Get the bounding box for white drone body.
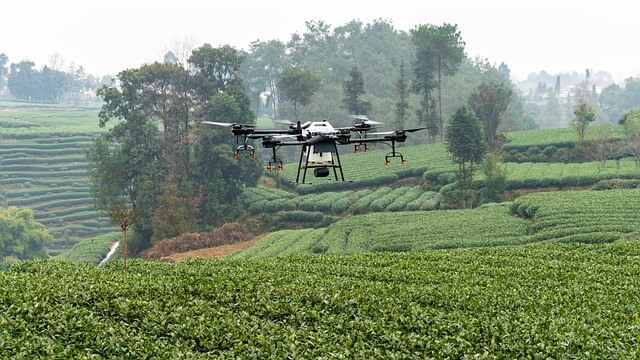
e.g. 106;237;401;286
302;121;336;164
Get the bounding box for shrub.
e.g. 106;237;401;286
543;146;558;158
593;179;640;190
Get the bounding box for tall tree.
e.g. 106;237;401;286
137;62;191;183
411;23;465;142
468;82;513;149
571;98;596;145
242;39;287;119
277;65;321;121
619;110;640;176
342;66;371;116
189;44;261;227
445;105;485;208
150;174;194;244
0;53;8;91
88;71;164;253
394;59;410;130
7;60;37;100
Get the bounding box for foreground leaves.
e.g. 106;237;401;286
2;241;640;358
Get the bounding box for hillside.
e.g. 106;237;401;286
229;189;640;258
0;100;116;255
5;106;640;356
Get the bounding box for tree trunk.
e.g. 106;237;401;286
122;227;128;271
438;56;444;142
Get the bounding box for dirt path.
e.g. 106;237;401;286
162;234;266;262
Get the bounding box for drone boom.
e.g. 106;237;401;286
202;117;426;183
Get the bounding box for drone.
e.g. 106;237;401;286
202;115;426;184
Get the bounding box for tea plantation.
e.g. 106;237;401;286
3;241;640;358
0;101;116;254
4;100;640;357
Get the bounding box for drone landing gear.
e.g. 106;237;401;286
385;152;406;165
266;146;284;172
383;139;406;165
353;144;369;153
234;145;255;158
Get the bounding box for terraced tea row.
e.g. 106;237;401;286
0;105;115;254
232;189;640;258
3;242;640;357
242;185;439;216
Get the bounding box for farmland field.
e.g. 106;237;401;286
4;104;640;357
0;101;116;254
3;242;640;358
232;189;640;258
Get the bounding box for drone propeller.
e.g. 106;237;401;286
201;121;256;128
403;127;429;133
350;114;383;125
273;134;298;140
367;131;395;136
369;127;429;136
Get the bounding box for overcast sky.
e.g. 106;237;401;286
3;0;638;82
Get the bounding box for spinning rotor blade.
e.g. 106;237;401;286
201;121;256;128
350;114;383;125
367;131;395;136
403;127;429;132
273;134;298;140
272;119;294;126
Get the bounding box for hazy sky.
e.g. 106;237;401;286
4;0;638;81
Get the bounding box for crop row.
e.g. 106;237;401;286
503;158;640;189
502;124;624;152
4;242;640;357
234;189;640;258
53;232;121;265
231;203;530;258
511;188;640;243
269;140;640;193
0;155;88;165
242;185;439;215
2;185;89;199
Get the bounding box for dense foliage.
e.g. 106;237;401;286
0;207;51;269
2;58;108;104
89;45;262;254
3;242;640;357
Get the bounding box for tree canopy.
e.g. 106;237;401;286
277;65;322;121
88;44;261;254
445;105;486;208
0;207;51;269
468;82;513;148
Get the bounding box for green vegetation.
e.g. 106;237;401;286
54;232;121;265
242;185;438;217
0;207;51;269
502;124;624;153
0;103;117;254
233;189;640;258
4;242;640;357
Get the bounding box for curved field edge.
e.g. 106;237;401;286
3;242;640;358
230;189;640;258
